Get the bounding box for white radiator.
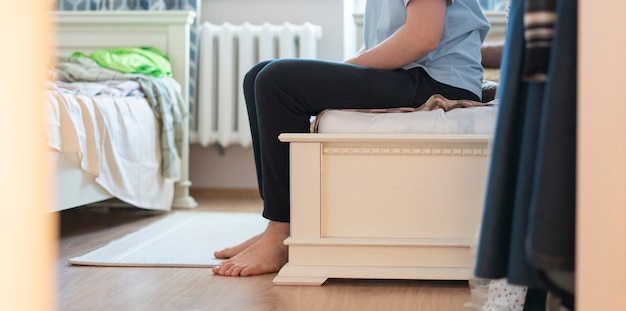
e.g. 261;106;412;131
193;22;323;148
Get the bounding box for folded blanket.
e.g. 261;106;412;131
71;47;172;78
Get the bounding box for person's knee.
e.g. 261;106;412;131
244;60;273;89
256;59;291;81
254;59;305;95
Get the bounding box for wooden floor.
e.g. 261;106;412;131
57;196;471;311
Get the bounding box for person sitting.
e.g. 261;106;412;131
212;0;490;277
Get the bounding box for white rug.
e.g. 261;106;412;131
69;212;268;267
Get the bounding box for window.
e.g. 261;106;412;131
479;0;507;12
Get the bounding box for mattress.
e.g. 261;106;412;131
315;99;499;135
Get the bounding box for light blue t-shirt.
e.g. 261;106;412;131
364;0;490;99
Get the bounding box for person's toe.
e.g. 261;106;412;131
229;265;245;276
213;262;233;275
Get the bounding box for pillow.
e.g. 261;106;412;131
481;42;504;69
482;80;499;103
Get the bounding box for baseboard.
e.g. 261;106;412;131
190;188;260;199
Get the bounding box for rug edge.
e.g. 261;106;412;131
67;258;220;268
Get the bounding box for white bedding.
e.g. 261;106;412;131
316;102;498;134
45;91;174;211
48;80;145;97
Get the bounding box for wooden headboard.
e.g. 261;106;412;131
51;10;196;104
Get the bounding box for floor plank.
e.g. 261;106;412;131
57;197;471;311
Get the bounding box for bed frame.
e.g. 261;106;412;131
50;11;197;211
273;133;491;285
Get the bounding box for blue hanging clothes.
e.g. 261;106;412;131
474;0;576;303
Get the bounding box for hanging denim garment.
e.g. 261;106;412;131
474;0;576;296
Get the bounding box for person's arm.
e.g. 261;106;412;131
345;0;447;70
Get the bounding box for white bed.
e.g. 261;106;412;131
48;11;197;212
274;102;497;285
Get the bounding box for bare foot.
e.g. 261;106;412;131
213;233;263;259
212;221;289;277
